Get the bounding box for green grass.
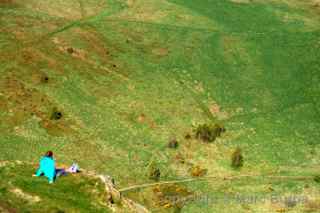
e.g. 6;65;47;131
1;0;320;212
0;162;108;212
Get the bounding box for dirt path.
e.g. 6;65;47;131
119;174;315;193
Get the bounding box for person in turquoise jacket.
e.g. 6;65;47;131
34;151;56;184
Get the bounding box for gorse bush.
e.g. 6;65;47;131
189;165;207;177
153;184;192;211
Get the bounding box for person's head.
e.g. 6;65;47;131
45;151;53;158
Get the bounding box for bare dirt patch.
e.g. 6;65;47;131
18;48;58;72
52;37;88;61
209;102;229;120
51;30;124;77
136;113;157;129
151;47;169;57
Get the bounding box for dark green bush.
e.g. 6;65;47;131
314;175;320;183
231;147;243;169
168;138;179;149
50;108;63;120
184;133;192;140
41;75;49;83
195;123;225;143
149;167;161;181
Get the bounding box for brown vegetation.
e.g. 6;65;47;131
189;165;207;177
152;184;193;210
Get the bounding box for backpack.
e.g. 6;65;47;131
68;163;80;173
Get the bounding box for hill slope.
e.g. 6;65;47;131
1;0;320;212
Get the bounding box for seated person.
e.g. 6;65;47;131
33;151;55;184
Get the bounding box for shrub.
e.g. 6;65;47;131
168;139;179;149
231;147;243;169
184;133;192;140
50;108;63;120
195;123;225;143
149;167;161;181
66;47;74;54
314;175;320;183
41;75;49;83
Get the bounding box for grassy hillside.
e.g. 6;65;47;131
1;0;320;212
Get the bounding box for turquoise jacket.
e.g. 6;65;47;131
35;156;56;182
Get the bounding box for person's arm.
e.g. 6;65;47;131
34;158;43;176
